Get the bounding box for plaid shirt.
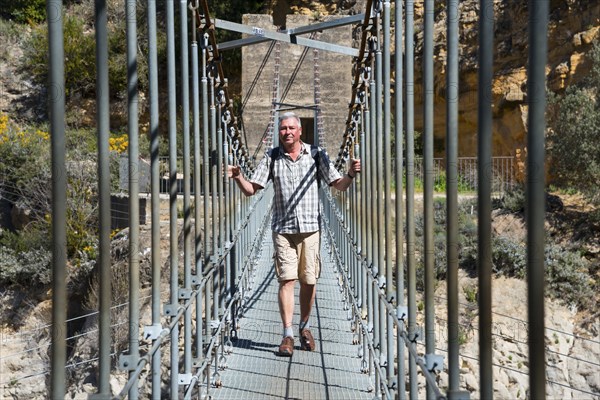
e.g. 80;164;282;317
251;142;341;233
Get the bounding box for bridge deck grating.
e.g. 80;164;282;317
209;234;373;400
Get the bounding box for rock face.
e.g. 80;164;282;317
425;270;600;400
408;0;600;163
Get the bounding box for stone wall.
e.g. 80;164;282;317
241;14;353;160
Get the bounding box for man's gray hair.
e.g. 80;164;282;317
279;111;301;128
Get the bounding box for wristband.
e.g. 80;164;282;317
347;173;355;179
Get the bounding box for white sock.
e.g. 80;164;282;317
283;326;294;338
299;320;310;332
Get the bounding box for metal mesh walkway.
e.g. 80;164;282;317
211;234;373;400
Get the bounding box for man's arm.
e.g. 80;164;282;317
331;158;361;192
227;165;263;196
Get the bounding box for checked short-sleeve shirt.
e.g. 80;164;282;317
250;142;342;234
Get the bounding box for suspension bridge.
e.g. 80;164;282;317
4;0;597;399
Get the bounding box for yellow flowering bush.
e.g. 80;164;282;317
109;133;129;153
0;113;49;149
0;114;8;136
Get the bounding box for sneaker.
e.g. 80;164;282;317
299;329;316;351
278;336;294;356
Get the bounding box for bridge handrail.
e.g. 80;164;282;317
322;188;447;399
110;180;272;398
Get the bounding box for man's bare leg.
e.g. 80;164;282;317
279;280;296;335
299;282;316;324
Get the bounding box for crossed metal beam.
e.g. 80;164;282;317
212;13;364;56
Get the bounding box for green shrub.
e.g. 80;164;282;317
547;41;600;202
0;0;46;24
414;198;478;288
0;244;52;286
23;15;97;99
545;243;592;308
490;235;527;279
494;186;526;213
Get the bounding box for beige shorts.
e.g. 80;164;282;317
273;231;321;284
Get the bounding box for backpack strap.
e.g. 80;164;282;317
268;147;280;182
310;144;321;188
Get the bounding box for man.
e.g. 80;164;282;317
227;112;360;356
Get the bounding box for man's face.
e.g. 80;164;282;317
278;118;302;147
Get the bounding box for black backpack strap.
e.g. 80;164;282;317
311;144;321;188
268;147;280;182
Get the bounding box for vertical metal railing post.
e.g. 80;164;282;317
147;1;162;397
48;0;67;397
359;125;368;319
228;130;237;311
394;1;406;398
209;74;219;321
362;86;373;326
125;1;141;397
191;3;205;374
94;0;111;396
353;139;361;312
223;117;232;306
179;0;193;389
216;91;226;315
165;1;180;396
382;1;395;392
404;0;418;396
446;0;461;397
201;34;212;350
423;1;437;399
374;14;388;385
527;1;549;398
368;61;377;385
477;0;494;397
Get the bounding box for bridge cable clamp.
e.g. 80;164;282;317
191;274;202;287
118;354;140;371
179;288;193;300
396;306;408;321
425;353;444;373
143;323;167;341
178;373;193;386
163;303;181;317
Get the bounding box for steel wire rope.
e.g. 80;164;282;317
0;294;154;342
413;341;600;398
239;41;276;113
0;318;128;375
433;295;600;346
432;315;600;369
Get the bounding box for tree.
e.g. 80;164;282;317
547;42;600;201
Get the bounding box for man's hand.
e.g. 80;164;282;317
227;165;241;180
348;158;361;178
